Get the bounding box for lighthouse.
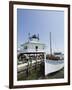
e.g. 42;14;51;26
20;34;46;53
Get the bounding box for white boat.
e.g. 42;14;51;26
45;59;64;75
44;32;64;76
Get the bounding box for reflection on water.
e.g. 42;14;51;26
46;68;64;79
17;60;64;80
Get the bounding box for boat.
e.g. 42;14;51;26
45;32;64;76
45;59;64;75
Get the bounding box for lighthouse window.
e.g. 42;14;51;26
24;46;27;49
43;46;44;49
35;46;38;51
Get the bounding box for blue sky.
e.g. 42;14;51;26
17;9;64;53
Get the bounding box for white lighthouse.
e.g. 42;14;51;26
20;34;46;53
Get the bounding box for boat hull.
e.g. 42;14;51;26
45;60;64;75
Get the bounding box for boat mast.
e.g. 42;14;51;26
50;32;52;55
28;33;30;41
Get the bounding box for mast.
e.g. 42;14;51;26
50;32;52;55
28;33;30;41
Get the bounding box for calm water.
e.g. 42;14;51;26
17;61;64;80
45;68;64;79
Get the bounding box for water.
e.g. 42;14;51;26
45;68;64;79
17;61;64;80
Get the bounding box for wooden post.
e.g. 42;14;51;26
27;54;29;77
